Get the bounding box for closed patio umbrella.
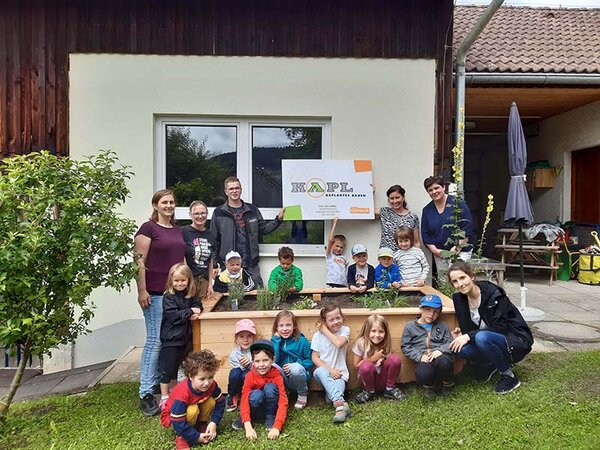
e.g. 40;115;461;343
504;102;544;321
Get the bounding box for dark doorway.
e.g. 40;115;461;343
571;146;600;223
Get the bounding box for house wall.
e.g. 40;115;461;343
60;54;437;370
527;100;600;223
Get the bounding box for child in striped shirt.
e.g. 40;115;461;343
393;227;429;287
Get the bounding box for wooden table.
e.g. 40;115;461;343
495;228;561;285
469;257;506;284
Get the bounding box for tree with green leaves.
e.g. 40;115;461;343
0;151;138;421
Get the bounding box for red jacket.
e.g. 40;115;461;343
240;366;288;431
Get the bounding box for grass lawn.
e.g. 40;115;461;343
2;350;600;450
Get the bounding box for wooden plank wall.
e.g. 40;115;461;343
0;0;453;158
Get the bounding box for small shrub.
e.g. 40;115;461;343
353;292;390;310
435;271;456;298
256;288;278;311
228;283;246;311
291;296;317;310
273;276;294;301
394;295;410;308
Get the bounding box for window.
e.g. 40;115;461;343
155;117;331;255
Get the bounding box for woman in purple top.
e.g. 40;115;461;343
134;189;185;416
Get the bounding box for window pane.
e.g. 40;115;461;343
261;220;325;245
252;126;322;208
166;125;236;207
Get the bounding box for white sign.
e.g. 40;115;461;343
282;160;374;220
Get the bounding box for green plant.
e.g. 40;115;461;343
393;295;410;308
476;194;495;258
0;150;138;421
435;271;456;298
291;296;317;310
353;291;390;310
256;288;278;311
227;282;245;311
272;275;294;301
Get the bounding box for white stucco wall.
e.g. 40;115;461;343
66;55;436;368
528;100;600;223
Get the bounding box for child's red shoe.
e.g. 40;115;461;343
175;436;191;450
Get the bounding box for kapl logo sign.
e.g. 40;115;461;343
290;178;354;198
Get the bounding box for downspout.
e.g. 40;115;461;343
454;0;504;192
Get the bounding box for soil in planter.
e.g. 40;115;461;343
212;292;422;312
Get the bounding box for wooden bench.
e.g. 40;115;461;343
496;228;561;284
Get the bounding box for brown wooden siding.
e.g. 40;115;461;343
0;0;453;158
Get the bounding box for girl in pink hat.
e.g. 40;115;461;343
226;319;257;412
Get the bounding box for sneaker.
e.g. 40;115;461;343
175;436;191;450
139;393;159;416
423;386;436;400
332;401;350;424
265;415;276;430
294;394;308;410
495;374;521;394
383;387;408;401
231;416;243;431
353;390;375;404
226;395;238;412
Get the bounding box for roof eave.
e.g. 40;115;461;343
464;72;600;86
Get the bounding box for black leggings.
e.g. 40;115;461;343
159;345;187;383
415;353;454;387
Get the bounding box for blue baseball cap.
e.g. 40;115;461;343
420;294;442;310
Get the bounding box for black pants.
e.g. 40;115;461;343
415;353;454;387
159;345;187;383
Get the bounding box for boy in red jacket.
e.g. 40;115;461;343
232;339;288;440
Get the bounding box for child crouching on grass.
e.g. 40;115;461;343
232;339;288;441
401;295;454;399
268;246;303;293
226;319;257;412
160;350;225;450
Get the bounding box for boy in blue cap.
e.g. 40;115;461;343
401;295;454;399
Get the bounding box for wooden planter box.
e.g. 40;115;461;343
192;286;458;390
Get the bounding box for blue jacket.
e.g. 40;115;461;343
271;333;313;381
375;263;401;288
421;195;474;251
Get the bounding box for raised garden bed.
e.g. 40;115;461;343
192;286;459;389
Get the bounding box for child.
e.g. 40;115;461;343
347;244;376;293
271;310;313;409
325;217;348;287
268;246;303;293
311;303;351;424
233;339;288;441
401;295;454;399
158;263;202;409
352;314;406;403
374;247;402;288
226;319;257;412
393;227;430;287
213;251;255;293
160;350;226;450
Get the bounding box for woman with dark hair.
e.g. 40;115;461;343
134;189;185;416
448;261;533;394
421;176;474;272
375;184;421;252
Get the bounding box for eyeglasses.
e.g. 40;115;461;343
192;212;208;217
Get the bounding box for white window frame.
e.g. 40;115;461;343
154;115;332;256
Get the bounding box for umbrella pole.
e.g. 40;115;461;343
518;223;527;310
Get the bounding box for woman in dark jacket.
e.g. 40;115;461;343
448;261;533;394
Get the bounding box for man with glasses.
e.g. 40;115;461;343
211;176;284;286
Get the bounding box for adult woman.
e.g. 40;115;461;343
134;189;185;416
182;200;215;300
421;176;474;272
448;262;533;394
375;184;421;252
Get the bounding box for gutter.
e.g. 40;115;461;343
454;0;504;191
465;72;600;85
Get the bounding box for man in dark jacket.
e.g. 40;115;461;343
211;177;284;286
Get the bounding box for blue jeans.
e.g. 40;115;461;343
313;366;346;402
276;362;309;395
249;383;279;420
457;330;511;372
228;367;250;397
139;294;163;397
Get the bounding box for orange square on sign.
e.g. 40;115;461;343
354;160;372;172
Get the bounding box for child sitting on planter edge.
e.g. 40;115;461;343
401;294;454;399
160;350;226;450
374;247;402;289
232;339;288;441
268;246;303;294
214;251;255;293
347;244;375;293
